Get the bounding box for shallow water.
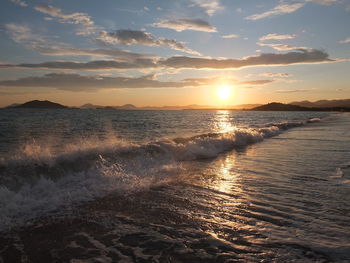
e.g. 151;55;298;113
0;109;349;262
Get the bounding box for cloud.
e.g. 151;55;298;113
246;3;304;20
9;0;27;7
339;37;350;44
151;19;216;32
222;34;240;39
190;0;223;15
34;4;96;35
5;24;49;49
4;24;157;63
258;33;304;51
259;33;296;41
159;49;335;69
0;50;336;71
0;73;207;91
0;59;157;70
307;0;338;5
182;77;275;87
239;79;275;86
260;72;291;78
97;30;200;55
257;42;308;51
276;89;311;93
246;0;338;21
0;72;276;92
37;47;155;61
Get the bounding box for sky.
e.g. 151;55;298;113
0;0;349;107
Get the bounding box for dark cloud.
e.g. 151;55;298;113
0;49;336;71
0;73;201;91
0;59;157;70
159;49;334;69
239;79;275;85
0;73;277;91
36;47;155;61
97;30;200;55
182;77;275;86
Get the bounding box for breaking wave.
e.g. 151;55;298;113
0;117;321;231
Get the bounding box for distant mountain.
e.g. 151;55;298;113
80;103;102;109
291;99;350;108
14;100;67;109
251;102;315;111
117;104;137;110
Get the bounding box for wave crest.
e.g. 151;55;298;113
0;117;321;231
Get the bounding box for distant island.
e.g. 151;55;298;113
3;99;350;111
11;100;67;109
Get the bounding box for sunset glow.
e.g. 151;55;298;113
217;85;233;102
0;0;349;107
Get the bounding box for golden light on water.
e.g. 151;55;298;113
216;85;233;102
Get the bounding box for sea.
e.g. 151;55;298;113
0;108;349;262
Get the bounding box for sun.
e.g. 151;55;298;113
217;85;233;101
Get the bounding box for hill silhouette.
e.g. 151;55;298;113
251;102;350;112
251;102;310;111
14;100;67;109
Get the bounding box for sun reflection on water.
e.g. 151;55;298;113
214;110;236;133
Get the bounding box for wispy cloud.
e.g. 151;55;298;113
246;3;304;20
259;33;296;41
152;18;217;32
97;30;200;55
307;0;338;5
222;34;240;39
9;0;27;7
190;0;223;15
5;24;50;50
339;37;350;44
246;0;339;21
34;4;96;35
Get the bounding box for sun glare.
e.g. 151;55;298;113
217;85;232;101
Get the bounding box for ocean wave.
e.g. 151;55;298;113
0;117;321;231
